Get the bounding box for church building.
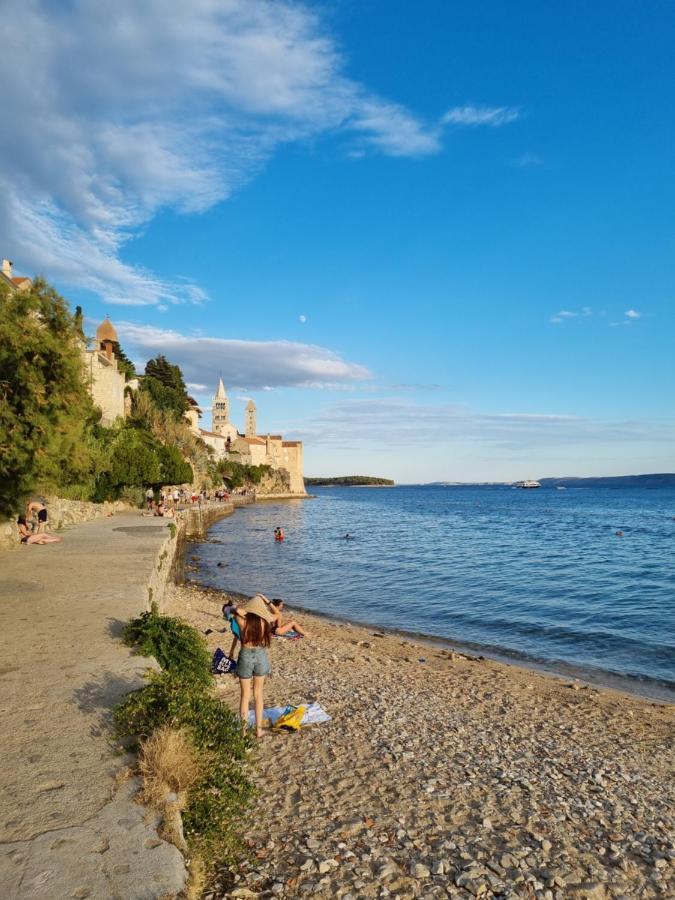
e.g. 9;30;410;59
188;380;305;495
82;317;138;425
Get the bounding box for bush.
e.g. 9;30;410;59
115;610;255;872
122;608;212;687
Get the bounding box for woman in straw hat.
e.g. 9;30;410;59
233;594;276;739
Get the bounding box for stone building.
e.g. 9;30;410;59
82;317;137;426
188;380;305;494
1;258;32;292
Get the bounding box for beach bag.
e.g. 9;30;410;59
273;705;306;731
211;648;237;675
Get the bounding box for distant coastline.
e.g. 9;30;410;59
418;473;675;489
305;475;395;487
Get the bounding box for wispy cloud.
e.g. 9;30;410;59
550;306;592;324
512;152;543;168
0;0;447;306
116;322;371;390
292;397;675;451
442;105;521;127
625;309;641;319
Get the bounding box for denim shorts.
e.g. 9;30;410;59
237;646;271;679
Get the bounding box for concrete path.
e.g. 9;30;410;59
0;513;186;899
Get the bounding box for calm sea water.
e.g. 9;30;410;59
191;486;675;700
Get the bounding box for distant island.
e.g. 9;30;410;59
305;475;395;487
537;473;675;489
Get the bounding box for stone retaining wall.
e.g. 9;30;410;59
0;497;131;552
152;501;235;613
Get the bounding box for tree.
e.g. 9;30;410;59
141;355;189;419
110;341;136;379
0;279;100;517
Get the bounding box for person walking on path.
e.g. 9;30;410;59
145;487;154;511
233;595;276;739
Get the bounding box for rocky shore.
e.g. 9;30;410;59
165;581;674;900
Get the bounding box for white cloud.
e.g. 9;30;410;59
625;309;641;319
298;314;307;323
550;307;593;324
0;0;450;306
293;397;675;451
442;105;521;127
116;322;371;390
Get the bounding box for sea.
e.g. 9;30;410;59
190;485;675;702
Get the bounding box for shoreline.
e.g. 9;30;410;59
189;499;675;706
165;576;675;898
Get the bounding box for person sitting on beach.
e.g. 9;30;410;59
17;515;62;545
269;598;307;637
233;595;276;739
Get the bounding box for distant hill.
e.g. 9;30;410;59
538;473;675;489
305;475;395;487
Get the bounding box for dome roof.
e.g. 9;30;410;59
96;317;118;343
245;399;256;409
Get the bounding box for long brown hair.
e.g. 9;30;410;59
241;613;271;648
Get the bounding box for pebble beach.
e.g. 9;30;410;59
164;581;674;900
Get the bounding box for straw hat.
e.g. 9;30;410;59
239;593;275;624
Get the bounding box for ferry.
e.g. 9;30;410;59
514;480;541;489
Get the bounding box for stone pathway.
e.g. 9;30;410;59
0;513;186;899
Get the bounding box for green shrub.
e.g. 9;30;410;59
122;609;212;687
114;668;255;866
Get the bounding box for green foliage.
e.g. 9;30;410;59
304;475;395;486
115;610;255;870
110;341;136;379
141;355;190;419
216;459;271;488
122;609;212;687
0;279;100;517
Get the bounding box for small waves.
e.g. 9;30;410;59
193;485;675;701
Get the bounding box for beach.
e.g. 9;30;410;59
165;580;674;899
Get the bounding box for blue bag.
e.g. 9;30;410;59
212;647;237;675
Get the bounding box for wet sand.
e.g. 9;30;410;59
164;581;674;899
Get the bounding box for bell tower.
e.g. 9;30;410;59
212;378;230;434
245;399;257;437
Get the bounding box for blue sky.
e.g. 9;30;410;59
2;0;673;481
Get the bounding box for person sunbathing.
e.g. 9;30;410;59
269;598;307;637
17;515;62;545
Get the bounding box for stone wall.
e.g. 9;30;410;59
0;496;130;552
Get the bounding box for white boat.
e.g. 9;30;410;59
514;480;541;489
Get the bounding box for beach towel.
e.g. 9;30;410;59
274;630;303;640
211;648;237;675
246;701;331;728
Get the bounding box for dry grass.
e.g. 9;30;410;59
184;856;207;900
138;725;201;811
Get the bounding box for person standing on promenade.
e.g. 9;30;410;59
145;487;154;510
26;498;48;533
234;595;276;739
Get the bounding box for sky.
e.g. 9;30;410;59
2;0;674;482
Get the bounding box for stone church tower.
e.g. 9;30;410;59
212;378;230;435
245;399;257;437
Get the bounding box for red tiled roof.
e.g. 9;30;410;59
11;277;30;285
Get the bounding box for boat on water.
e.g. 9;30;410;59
514;480;541;489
